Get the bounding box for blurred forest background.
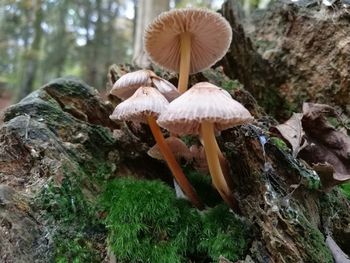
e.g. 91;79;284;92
0;0;269;108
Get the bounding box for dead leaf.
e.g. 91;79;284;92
299;103;350;190
313;163;350;191
272;113;307;157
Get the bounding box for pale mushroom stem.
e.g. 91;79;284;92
201;121;238;210
198;134;235;192
147;116;204;210
178;32;191;94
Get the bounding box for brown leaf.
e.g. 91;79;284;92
300;103;350;190
313;163;350;191
273;113;307;157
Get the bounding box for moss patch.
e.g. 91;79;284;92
296;216;333;263
36;162;112;262
101;177;252;263
269;136;289;152
340;182;350;200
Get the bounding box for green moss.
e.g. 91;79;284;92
101;177;251;263
268;138;320;190
36;162;112;263
294;215;333;263
269;136;290;152
200;68;241;92
101;178;194;263
340;182;350;200
185;169;222;207
198;205;251;261
221;80;241;92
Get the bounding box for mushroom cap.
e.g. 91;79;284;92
147;136;193;161
157;82;253;135
110;86;169;124
110;69;179;101
151;76;179;102
110;70;153;100
144;8;232;74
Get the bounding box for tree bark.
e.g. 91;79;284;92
219;0;350;120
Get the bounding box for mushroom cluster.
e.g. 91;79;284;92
109;8;253;210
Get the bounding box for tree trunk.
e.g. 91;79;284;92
219;0;350;120
132;0;170;68
17;0;44;100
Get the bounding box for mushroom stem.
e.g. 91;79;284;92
178;32;191;94
201;121;238;210
198;134;235;192
147;116;204;210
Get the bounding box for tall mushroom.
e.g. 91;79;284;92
110;86;204;209
144;8;232;94
158;82;253;209
110;69;179;101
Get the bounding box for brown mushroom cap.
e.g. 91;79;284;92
157;82;253;135
144;8;232;74
147;136;193;161
110;86;169;124
110;69;179;101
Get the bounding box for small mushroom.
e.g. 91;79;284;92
110;69;179;101
144;8;232;94
148;136;193;162
158;82;253;209
189;145;209;173
110;86;204;209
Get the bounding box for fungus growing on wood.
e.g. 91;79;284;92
110;86;204;209
147;136;193;163
110;69;179;101
144;8;232;94
158;82;253;209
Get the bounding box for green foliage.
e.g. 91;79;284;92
198;205;251;261
102;177;251;262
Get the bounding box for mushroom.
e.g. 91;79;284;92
110;69;179;101
144;8;232;94
110;86;204;209
189;145;209;173
158;82;253;209
148;136;193;162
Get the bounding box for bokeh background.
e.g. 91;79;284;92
0;0;270;108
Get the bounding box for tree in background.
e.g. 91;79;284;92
132;0;170;68
0;0;269;102
0;0;133;100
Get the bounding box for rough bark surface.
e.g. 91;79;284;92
0;71;349;262
219;0;289;120
219;0;350;120
0;77;169;262
251;3;350;117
